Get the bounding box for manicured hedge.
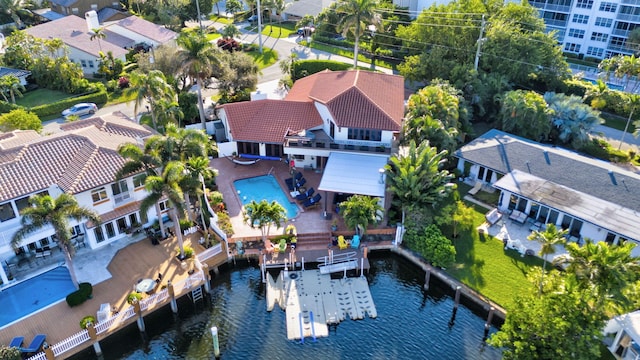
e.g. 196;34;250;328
66;282;93;307
292;60;353;81
30;89;108;118
0;101;21;114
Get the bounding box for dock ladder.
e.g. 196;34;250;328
191;286;204;304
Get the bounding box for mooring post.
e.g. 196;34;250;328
454;286;461;310
485;306;495;330
86;322;102;356
363;246;368;258
360;258;364;277
43;342;55;360
168;281;178;313
210;326;220;357
202;264;211;293
261;258;266;283
424;269;431;291
133;299;146;332
301;257;305;271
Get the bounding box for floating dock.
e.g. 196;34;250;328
266;269;377;341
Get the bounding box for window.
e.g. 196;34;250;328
587;46;605;57
576;0;593;8
133;174;146;188
80;60;87;68
591;32;608;41
610;36;627;48
599;2;617;12
159;200;169;211
572;14;589;24
568;28;585;38
15;196;31;213
91;4;97;9
94;227;105;243
105;222;116;238
71;7;79;13
347;128;382;141
0;202;16;221
111;180;130;204
595;17;612;27
88;60;94;68
620;5;640;16
91;187;108;203
564;43;581;52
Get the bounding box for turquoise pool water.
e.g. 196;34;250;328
0;266;75;328
585;78;625;91
234;175;300;219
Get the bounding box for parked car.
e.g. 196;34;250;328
61;103;98;118
247;15;258;23
297;26;315;37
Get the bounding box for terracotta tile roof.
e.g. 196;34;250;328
0;112;153;202
111;16;177;43
87;200;141;228
221;100;322;143
25;15;129;58
286;70;404;131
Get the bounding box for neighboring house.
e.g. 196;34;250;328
454;129;640;254
604;310;640;359
217;69;405;209
24;12;177;75
0;112;162;285
0;67;31;86
282;0;336;20
50;0;119;18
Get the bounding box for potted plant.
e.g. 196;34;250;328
80;315;96;329
127;292;143;305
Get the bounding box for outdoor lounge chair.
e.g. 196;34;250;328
294;177;306;190
303;194;322;209
9;336;23;348
285;173;303;191
351;235;360;248
295;187;314;201
20;334;46;354
338;235;348;250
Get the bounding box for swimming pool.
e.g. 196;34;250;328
585;78;625;91
0;266;76;328
234;175;299;219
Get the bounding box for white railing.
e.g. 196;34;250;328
27;271;206;359
183;226;199;236
196;243;222;262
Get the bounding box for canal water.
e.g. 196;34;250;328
73;252;503;359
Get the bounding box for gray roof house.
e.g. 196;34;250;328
454;129;640;253
0;67;31;86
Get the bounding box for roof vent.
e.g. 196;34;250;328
609;170;617;185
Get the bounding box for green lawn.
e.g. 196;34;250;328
304;41;395;70
16;88;73;108
246;48;279;70
601;112;637;133
209;15;233;24
107;90;137;106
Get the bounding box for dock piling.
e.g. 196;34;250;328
424;269;431;291
168;281;178;314
210;326;220;357
454;286;461;310
485;306;495;330
202;264;211;293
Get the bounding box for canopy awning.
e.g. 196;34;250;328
318;152;389;197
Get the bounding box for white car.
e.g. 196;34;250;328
61;103;98;118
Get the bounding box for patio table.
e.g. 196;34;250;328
136;278;156;293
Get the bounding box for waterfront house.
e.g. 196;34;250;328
0;112;161;285
0;67;31;86
216;70;405;210
454;129;640;254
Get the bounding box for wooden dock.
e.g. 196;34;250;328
266;269;376;341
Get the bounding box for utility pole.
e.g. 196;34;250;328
257;0;263;53
474;14;486;71
195;0;203;33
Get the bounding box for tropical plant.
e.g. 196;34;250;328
0;74;25;104
220;24;241;39
243;199;287;244
435;199;475;238
385;140;455;224
339;195;383;236
619;94;640;150
544;92;604;149
584;78;610;110
0;0;24;29
497;90;552;141
80;315;96;329
177;32;222;130
0;108;41;132
125;70;176;131
140;161;189;258
599;54;640;93
527;223;567;295
0;344;21;360
335;0;381;68
127;291;143;304
90;27;106;54
225;0;243;22
184;156;218;224
12;194;101;287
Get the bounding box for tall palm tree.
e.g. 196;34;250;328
141;161;189;258
0;75;25;104
335;0;381;68
125;70;175;131
12;194;100;287
619;93;640;150
90;28;107;54
244;199;287;245
554;239;640;313
339;195;383;236
185;156;218;227
146;122;210;163
177;32;221;130
385;140;454;224
152;98;184;131
527;223;567;295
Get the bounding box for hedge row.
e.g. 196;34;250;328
30;89;108;118
66;282;93;307
292;60;353;81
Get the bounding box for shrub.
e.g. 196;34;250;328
0;345;21;360
176;245;194;259
66;282;93;307
179;219;193;231
0;109;42;132
118;76;130;89
291;60;352;81
127;292;143;304
216;211;234;236
80;315;96;329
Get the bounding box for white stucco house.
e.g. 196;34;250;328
454;129;640;254
217;69;405;212
24;12;177;75
0;67;31;86
0;113;166;285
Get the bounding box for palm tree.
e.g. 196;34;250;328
0;0;24;29
554;239;640;313
140;161;189;258
11;194;100;287
185;156;218;227
619;94;640;150
220;24;241;39
273;0;290;37
335;0;381;68
497;90;552;142
146;122;210;163
177;32;221;130
544;92;604;149
90;28;107;54
339;195;383;236
243;200;287;245
0;75;25;104
151;98;184;132
527;223;567;295
385;140;455;224
125;70;175;131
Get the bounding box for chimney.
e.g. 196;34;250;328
85;11;100;33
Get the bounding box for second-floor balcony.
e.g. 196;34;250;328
284;130;392;155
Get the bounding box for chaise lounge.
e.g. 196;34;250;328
20;334;46;354
509;210;528;224
9;336;23;348
295;187;315;202
303;194;322;209
286;173;303;191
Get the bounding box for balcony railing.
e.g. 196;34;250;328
612;28;631;37
285;138;391;154
113;191;132;206
617;13;640;23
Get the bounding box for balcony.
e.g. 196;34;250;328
622;0;640;5
284;130;391;155
612;28;631;37
617;13;640;23
113;191;133;206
